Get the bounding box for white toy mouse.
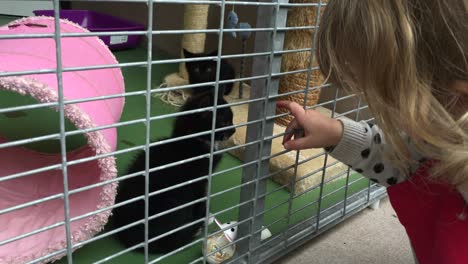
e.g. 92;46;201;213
214;219;238;242
204;216;272;264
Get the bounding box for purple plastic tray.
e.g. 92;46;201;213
33;10;145;51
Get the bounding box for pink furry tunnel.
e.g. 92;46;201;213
0;17;124;263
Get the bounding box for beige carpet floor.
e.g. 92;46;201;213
275;198;415;264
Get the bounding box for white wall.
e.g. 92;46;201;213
0;1;52;16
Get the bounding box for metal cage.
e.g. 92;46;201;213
0;1;386;263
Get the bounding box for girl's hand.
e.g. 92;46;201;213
276;101;344;150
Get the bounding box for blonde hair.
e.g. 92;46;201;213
317;0;468;190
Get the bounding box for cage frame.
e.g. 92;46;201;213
0;1;387;263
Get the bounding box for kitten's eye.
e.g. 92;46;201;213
206;68;212;73
194;67;200;72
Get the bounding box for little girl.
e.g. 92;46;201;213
277;1;468;263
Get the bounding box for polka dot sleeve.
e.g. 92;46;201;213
328;118;417;187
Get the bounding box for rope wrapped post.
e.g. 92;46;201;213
275;0;326;126
156;4;210;106
178;4;210;81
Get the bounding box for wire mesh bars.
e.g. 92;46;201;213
0;1;386;263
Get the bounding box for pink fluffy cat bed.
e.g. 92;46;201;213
0;17;124;263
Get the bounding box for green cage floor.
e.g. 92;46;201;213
0;14;369;262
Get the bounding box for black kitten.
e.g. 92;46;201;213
184;49;236;96
113;92;235;254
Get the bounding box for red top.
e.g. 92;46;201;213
387;162;468;264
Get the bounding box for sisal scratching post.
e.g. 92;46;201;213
179;4;210;81
157;4;210;106
275;0;326;126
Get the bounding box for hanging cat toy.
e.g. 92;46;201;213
225;5;252;99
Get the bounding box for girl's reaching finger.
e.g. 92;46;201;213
283;136;311;150
283;118;299;144
276;101;306;123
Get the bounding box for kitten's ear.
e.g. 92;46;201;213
183;49;194;58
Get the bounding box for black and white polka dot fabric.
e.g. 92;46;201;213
327;118;425;187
